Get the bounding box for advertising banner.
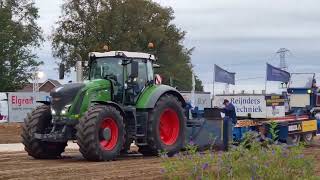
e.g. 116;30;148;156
213;95;285;118
8;92;50;122
0;93;8;123
181;92;211;110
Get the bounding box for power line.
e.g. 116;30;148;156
236;76;265;81
219;54;279;68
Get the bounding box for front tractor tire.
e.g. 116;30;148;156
139;94;186;156
76;105;125;161
21;105;67;159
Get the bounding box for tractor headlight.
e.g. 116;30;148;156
61;104;72;115
61;109;67;115
51;109;56;115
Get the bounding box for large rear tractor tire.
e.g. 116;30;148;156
138;94;186;156
21;105;67;159
76;105;125;161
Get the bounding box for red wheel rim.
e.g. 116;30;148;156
99;118;118;151
159;108;180;145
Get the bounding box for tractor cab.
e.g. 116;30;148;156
59;51;156;106
87;51;156;105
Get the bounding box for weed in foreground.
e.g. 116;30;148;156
161;132;316;180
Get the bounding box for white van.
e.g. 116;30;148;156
0;93;8;123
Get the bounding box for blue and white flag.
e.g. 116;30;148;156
266;63;290;82
214;64;235;85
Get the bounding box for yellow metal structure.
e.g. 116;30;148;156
302;120;317;132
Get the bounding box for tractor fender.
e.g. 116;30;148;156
136;85;186;109
91;101;126;118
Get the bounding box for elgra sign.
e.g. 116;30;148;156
8;92;50;122
11;96;34;106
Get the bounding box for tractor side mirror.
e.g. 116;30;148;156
59;63;65;80
153;63;160;68
130;61;139;79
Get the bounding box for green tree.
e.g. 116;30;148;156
52;0;203;91
0;0;43;91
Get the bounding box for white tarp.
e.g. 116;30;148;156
8;92;50;122
212;95;285;118
0;93;8;123
181;92;211;109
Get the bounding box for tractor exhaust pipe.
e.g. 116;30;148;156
76;54;83;83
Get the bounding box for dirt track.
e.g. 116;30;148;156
0;150;162;180
1;123;320;179
0;123;21;144
1;147;320;180
0;123;163;180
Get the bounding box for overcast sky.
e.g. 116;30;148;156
34;0;320;94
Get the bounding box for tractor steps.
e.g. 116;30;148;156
135;111;148;145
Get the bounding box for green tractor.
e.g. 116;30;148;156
21;50;187;161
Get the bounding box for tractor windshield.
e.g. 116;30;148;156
90;58;123;84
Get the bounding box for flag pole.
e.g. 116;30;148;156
211;67;215;108
264;78;267;94
213;66;215;98
265;63;267;94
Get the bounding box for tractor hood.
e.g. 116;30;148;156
50;79;111;115
82;79;111;90
50;83;85;113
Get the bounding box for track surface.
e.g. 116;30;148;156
1;124;320;179
1;147;320;179
0;123;162;180
0;150;162;180
0;123;21;144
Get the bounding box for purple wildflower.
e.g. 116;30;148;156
189;140;195;146
297;154;304;159
202;162;209;170
160;168;166;174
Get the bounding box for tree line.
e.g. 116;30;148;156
0;0;203;92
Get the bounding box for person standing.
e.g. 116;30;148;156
220;99;237;125
217;99;238;147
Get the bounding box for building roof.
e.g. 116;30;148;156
18;79;61;92
39;79;61;89
17;84;33;92
89;51;156;61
